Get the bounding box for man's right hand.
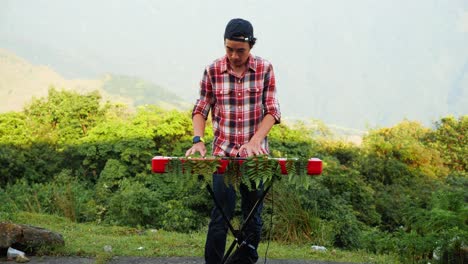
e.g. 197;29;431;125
185;142;207;157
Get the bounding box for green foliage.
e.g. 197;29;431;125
23;87;107;144
330;210;362;249
140;171;211;230
286;158;314;189
75;109;158;181
148;107;193;156
0;186;19;220
0;88;466;259
105;178;162;227
160;199;206;232
269;122;319;158
362;120;449;179
394;229;436;263
319;158;381;226
316;139;360;167
242;155;281;189
357;152;412;185
222;158;244;189
0;144;27;185
164;156;313;191
264;182;316;243
50;169;96;222
270;176;365;249
95;159;130;206
0;142;64;185
360;228;397;254
401;186;468;262
180;157;221;188
427;115;468;173
0;170;94;222
0;112;34;145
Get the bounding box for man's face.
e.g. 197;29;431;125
225;39;251;68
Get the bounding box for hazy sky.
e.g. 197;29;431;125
1;0;467;130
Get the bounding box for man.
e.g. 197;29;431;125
185;18;281;264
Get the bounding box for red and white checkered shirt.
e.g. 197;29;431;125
192;54;281;157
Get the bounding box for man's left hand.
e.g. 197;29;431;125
238;141;267;157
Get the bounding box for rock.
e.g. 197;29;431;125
0;223;23;248
15;254;30;263
310;245;327;252
7;247;26;260
0;222;64;255
20;224;65;248
103;245;112;253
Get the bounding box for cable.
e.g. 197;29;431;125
263;181;274;264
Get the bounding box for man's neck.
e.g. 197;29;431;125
230;64;247;76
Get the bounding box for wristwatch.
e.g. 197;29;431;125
192;136;205;144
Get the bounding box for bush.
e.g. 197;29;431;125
265;179;364;248
317;159;381;226
160;199;206;232
360;227;397;254
0;170;95;222
0;187;18;222
105;178;163;227
264;183;316;243
395;229;436;263
50;169;96;222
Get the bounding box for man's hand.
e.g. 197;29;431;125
185;142;207;157
238;114;275;157
238;140;267;157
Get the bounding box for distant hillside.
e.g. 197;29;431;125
0;48;189;112
101;74;190;109
0;48;102;112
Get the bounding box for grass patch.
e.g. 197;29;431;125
3;212;400;263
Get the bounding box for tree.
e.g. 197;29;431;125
362;120;448;179
23;87;107;145
427;115;468;174
0;112;34;145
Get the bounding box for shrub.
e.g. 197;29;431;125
50;169;95;222
105;178;163;227
1;170;95;222
160;199;206;232
360;227;397;254
264;183;316;243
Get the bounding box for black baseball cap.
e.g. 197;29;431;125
224;18;256;44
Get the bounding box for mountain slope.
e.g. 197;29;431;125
0;49;189;113
0;48;102;112
101;74;190;109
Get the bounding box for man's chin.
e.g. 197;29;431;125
231;62;243;67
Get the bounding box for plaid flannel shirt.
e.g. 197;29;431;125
192;54;281;157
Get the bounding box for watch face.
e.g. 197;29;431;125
193;136;204;144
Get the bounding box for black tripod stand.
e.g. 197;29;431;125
205;182;272;264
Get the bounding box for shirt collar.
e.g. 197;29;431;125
220;54;256;73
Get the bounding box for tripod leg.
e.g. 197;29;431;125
221;240;237;264
222;184;272;264
240;184;271;231
205;184;238;235
204;175;239;264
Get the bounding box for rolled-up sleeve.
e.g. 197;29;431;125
263;64;281;124
192;68;213;120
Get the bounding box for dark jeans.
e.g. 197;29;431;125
205;174;264;264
